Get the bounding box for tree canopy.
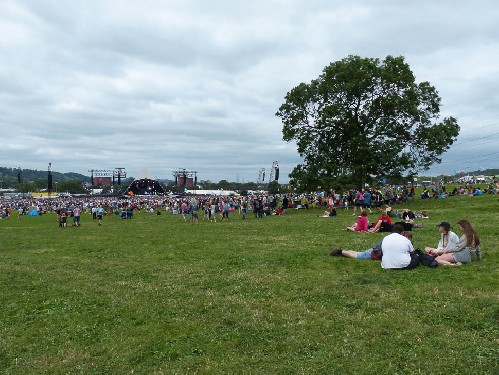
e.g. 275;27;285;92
276;55;460;189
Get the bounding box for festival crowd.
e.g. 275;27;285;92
1;181;490;269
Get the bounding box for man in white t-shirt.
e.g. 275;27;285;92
381;224;419;270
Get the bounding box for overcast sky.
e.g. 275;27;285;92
1;0;498;183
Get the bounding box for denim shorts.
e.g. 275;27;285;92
356;248;373;259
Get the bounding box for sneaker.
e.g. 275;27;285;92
330;248;343;256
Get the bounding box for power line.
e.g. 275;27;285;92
452;131;499;146
443;150;499;161
451;138;498;150
459;122;499;134
438;158;497;169
459;113;499;127
456;131;499;143
435;152;499;168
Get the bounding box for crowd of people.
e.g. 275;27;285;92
421;182;497;199
0;183;486;269
1;180;495;221
0;187;414;223
0;194;300;224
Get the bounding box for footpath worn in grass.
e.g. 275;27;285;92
0;195;497;374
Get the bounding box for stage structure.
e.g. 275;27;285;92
47;163;53;195
88;169;113;188
113;168;127;187
269;161;279;182
124;178;165;196
173;169;198;189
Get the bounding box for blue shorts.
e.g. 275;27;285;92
356;248;373;259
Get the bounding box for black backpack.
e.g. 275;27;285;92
415;249;438;268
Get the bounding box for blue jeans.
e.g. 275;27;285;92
356;248;373;259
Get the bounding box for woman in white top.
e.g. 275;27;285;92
430;220;481;265
425;221;459;256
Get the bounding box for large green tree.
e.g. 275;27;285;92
57;180;87;194
276;55;460;189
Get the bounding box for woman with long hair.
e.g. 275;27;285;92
424;221;459;256
434;219;481;265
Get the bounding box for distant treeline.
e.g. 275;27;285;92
0;167;89;184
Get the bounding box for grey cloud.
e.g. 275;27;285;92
1;0;498;183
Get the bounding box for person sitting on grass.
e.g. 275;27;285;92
321;208;337;217
370;217;424;233
345;209;369;232
414;210;429;219
381;224;419;270
428;219;481;266
330;229;412;261
424;221;459;257
368;211;392;232
401;208;415;221
273;206;283;216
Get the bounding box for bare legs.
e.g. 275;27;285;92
435;253;461;265
339;250;360;258
369;220;382;233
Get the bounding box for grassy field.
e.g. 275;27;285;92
0;194;497;374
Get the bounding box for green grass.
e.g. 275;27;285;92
1;194;498;374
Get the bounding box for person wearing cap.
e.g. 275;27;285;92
433;219;481;265
425;221;459;256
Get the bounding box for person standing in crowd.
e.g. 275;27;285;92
343;192;349;210
180;200;188;222
222;199;230;221
97;205;104;226
352;189;364;216
60;207;68;228
189;199;199;224
72;205;81;227
210;199;217;222
241;197;248;220
252;196;260;218
282;195;289;214
363;189;373;214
